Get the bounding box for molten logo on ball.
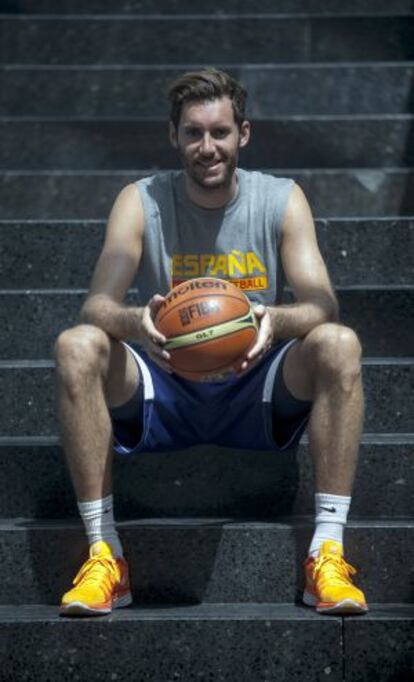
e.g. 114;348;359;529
162;278;228;307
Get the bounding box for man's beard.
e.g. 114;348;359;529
181;152;237;192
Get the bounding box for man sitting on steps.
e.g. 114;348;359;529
55;67;368;617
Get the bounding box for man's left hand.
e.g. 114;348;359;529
238;304;274;373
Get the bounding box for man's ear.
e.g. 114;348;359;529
169;121;178;148
239;120;251;148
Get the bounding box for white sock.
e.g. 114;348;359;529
77;494;124;558
308;492;351;557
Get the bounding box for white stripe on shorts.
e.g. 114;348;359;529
262;338;297;403
121;342;154;401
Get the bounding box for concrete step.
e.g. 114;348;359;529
0;603;344;682
0;360;412;437
1;15;413;64
2;0;413;16
0;288;412;358
1;117;413;170
0;435;412;520
1;602;412;682
8;519;414;609
1;170;413;219
342;606;414;682
0;603;412;682
316;219;414;286
2;63;413;117
1;218;412;288
0;518;412;605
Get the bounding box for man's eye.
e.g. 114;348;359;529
214;129;229;138
186;128;201;138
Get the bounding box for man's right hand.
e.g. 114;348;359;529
136;294;172;373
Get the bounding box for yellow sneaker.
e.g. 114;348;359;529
303;540;368;614
60;540;132;616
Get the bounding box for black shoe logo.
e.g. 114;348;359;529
320;506;336;513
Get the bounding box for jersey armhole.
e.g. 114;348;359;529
273;177;296;247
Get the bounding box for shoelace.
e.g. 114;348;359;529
313;554;357;587
73;557;120;597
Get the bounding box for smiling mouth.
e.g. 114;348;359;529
198;161;222;170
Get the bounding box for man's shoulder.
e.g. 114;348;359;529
239;168;294;188
238;168;295;197
137;170;182;193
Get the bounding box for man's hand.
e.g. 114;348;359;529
239;304;274;373
138;294;172;373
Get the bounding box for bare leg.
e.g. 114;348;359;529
283;324;368;612
54;324;139;502
282;323;364;495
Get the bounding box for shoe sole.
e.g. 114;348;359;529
60;591;132;617
317;599;368;615
303;590;368;615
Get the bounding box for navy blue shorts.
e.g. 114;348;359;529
110;339;311;456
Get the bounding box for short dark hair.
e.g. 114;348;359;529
168;67;247;129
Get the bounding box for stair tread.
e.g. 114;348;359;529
1;516;413;529
1;175;413;218
2;432;412;446
2;0;413;17
2;113;414;120
2;119;413;171
0;602;412;623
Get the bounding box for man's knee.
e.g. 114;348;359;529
54;324;111;390
303;323;362;389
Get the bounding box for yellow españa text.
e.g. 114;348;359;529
172;250;267;278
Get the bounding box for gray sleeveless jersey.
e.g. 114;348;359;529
134;168;294;306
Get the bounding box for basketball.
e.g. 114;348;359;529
154;277;259;381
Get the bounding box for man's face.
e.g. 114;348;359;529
169;96;250;192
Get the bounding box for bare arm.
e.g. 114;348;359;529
243;184;338;367
267;183;338;338
81;183;169;365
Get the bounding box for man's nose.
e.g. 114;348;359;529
199;134;215;155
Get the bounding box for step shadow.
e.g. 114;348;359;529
112;444;302;521
399;8;414;214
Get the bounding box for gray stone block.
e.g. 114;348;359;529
316;219;414;287
0;518;412;604
312;16;414;62
0;604;411;682
0;217;412;291
341;288;414;356
0;362;412;437
1;118;413;170
1;170;413;220
0;604;343;682
0;16;309;65
0;220;104;287
0;292;86;359
1;218;412;288
302;170;414;218
1;16;413;64
0;436;412;520
2;0;413;15
344;607;414;682
288;288;414;357
2;64;413;117
362;361;414;434
0;289;412;358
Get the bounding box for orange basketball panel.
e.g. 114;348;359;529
171;327;257;378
